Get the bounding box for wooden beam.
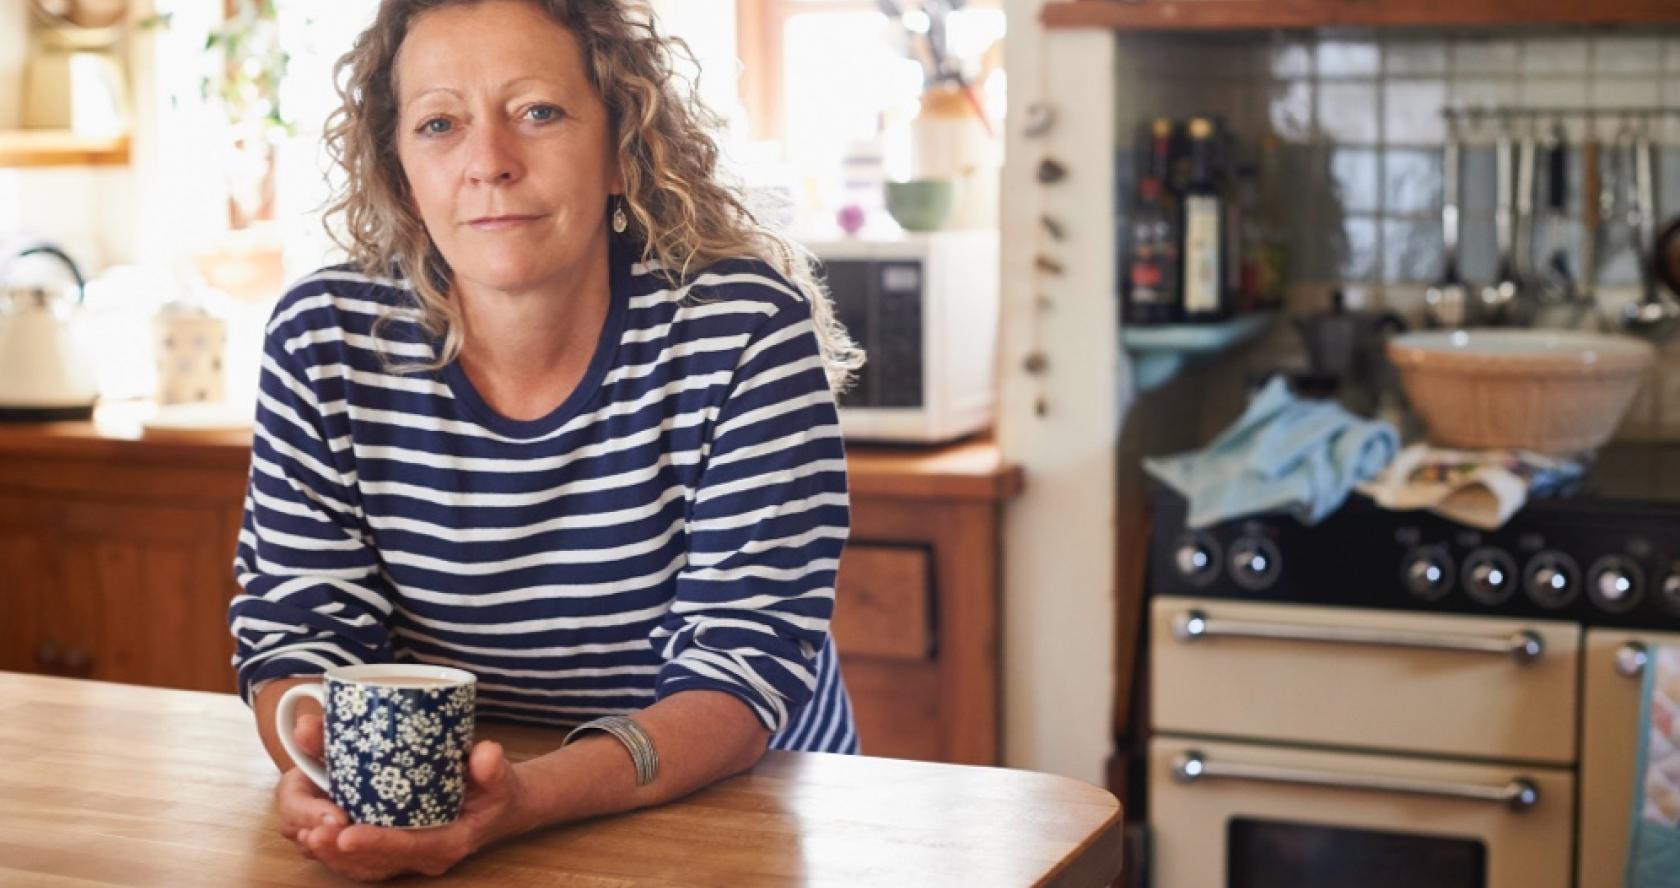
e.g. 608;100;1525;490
1042;0;1680;31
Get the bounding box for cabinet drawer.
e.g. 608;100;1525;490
1151;597;1581;764
833;545;932;662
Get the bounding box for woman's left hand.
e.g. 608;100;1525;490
293;740;531;882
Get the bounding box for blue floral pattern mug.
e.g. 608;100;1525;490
276;664;476;829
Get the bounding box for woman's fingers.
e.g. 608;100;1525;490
292;712;325;759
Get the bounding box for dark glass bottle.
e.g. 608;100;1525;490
1124;118;1182;325
1181;117;1227;322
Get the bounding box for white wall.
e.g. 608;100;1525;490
0;0;24;129
648;0;741;129
998;1;1124;785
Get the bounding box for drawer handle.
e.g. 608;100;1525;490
1172;609;1544;666
1616;642;1649;679
1171;750;1540;812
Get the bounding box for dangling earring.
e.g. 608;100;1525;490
611;197;628;234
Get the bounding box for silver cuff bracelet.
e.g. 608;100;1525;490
563;714;659;787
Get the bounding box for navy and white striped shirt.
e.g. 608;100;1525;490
229;239;858;753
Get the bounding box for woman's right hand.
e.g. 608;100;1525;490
274;712;350;848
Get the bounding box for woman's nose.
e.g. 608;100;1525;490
465;124;523;184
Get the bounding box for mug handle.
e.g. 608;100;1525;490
275;683;331;793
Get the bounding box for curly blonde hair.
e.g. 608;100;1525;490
321;0;861;391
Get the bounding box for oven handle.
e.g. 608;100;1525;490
1171;609;1544;666
1171;750;1540;812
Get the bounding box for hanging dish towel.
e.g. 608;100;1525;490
1144;375;1400;528
1358;445;1586;531
1627;645;1680;888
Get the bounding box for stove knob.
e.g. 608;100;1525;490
1587;555;1645;613
1463;548;1518;606
1174;533;1221;587
1523;552;1579;609
1229;536;1282;591
1664;571;1680;616
1402;546;1454;601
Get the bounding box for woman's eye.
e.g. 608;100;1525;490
526;105;562;123
418;117;452;136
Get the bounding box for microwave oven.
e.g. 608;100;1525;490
807;230;999;444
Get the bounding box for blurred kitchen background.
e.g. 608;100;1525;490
14;3;1680;886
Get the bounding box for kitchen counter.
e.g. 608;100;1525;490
0;406;1022;765
0;401;1023;499
0;671;1122;887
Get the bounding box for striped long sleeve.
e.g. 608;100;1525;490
650;296;850;733
228;302;394;703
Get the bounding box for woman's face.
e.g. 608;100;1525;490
392;0;620;299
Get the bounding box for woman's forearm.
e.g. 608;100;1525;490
504;689;771;836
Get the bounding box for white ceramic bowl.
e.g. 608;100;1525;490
1386;329;1655;454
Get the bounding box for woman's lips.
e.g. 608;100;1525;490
468;215;543;231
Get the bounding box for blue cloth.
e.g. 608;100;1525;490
1144;376;1399;528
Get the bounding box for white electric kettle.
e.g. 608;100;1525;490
0;242;100;421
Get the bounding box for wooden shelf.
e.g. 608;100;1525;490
1041;0;1680;31
0;130;130;168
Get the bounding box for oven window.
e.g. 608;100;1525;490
1228;818;1486;888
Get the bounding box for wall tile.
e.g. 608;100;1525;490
1383;80;1448;145
1519;77;1591;109
1661;148;1680;222
1449;79;1519;122
1331;148;1383;213
1269;38;1315;79
1384;38;1448;76
1318;82;1380;143
1382;217;1444;284
1589;78;1663;110
1384;148;1444;214
1595;36;1665;75
1317;40;1381;77
1458;213;1499;282
1338;216;1381;282
1267;80;1315;142
1521;38;1590;76
1451;37;1520;76
1459;146;1499;214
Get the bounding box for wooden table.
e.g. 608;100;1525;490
0;673;1121;887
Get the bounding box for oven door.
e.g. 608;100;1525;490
1579;627;1680;888
1149;737;1574;888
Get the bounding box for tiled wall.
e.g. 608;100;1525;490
1113;28;1680;442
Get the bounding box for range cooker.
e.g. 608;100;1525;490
1141;444;1680;888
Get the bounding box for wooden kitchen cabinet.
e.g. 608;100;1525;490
0;411;1021;766
0;423;249;692
1041;0;1680;30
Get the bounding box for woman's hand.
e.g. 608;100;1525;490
278;713;533;882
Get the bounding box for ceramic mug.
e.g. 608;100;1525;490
277;664;477;829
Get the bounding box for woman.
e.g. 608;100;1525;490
227;0;863;879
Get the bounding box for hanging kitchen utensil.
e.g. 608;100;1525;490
1620;120;1680;341
1581;128;1601;312
1481;125;1524;325
1426;121;1471;329
1537;121;1582;326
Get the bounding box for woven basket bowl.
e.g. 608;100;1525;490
1387;330;1655;455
